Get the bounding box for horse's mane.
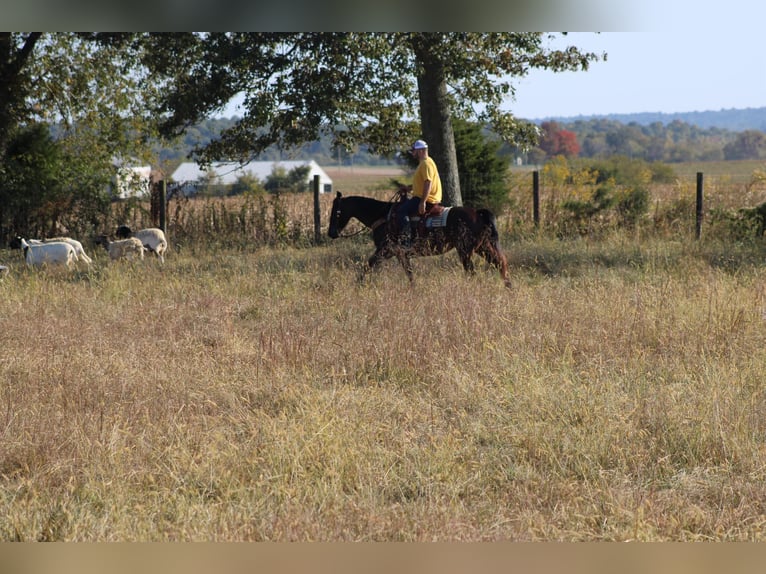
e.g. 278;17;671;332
341;195;395;228
345;195;394;208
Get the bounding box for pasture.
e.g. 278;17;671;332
3;165;766;541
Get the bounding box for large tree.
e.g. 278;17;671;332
0;33;160;238
147;33;602;206
539;121;581;158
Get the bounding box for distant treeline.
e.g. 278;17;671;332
157;108;766;170
529;107;766;133
515;117;766;164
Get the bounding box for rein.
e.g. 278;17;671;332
338;226;368;238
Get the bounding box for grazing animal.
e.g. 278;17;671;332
12;238;76;268
28;237;93;265
95;235;145;261
116;225;167;263
327;190;511;288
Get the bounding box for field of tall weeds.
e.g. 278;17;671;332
3;166;766;541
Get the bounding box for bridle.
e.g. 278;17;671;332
332;188;405;238
332;203;367;238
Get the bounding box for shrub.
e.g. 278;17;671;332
230;173;265;197
707;201;766;242
264;165;311;194
615;186;650;228
647;161;677;184
560;184;615;236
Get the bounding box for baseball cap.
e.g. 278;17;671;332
412;139;428;150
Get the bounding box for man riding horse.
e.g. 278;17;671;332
396;139;442;247
327;138;512;288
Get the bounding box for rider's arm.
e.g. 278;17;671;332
419;180;431;214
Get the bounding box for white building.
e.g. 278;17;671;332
170;160;333;195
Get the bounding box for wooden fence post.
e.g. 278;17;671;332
151;179;167;234
159;179;166;234
533;170;540;228
696;172;703;240
313;174;321;244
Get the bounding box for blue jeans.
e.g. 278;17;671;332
397;196;422;236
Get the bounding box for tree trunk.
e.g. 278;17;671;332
413;40;463;207
0;33;42;155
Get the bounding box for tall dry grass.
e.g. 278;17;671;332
3;228;766;540
4;165;766;541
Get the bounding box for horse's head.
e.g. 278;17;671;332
328;191;350;239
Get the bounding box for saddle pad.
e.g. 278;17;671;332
425;207;451;228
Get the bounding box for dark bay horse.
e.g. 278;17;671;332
327;191;512;288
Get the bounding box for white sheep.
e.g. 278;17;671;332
18;238;76;268
116;225;167;263
29;237;93;265
96;236;145;261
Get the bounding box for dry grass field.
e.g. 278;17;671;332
3;164;766;541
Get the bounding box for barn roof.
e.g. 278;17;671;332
170;160;332;186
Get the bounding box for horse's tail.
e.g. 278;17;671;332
477;208;500;245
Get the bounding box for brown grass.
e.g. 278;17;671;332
2;166;766;541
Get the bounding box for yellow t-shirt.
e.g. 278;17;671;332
412;156;442;204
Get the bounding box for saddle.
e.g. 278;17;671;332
396;203;449;240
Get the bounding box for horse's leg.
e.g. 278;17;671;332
453;224;476;276
356;249;381;283
458;247;476;275
360;244;396;282
394;249;415;283
477;242;512;289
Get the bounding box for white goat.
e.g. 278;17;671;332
18;238;76;268
116;225;167;263
96;236;145;261
29;237;93;265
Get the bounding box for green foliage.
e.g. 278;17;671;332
264;165;311;194
155;117;394;167
614;186;649;227
560;184;615;236
0;34;44;155
708;201;766;242
540;156;652;237
0;33;160;241
576;155;652;186
0;123;65;237
452;120;511;212
647;161;677;183
144;33;601;162
0;122;113;240
230;173;265;197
